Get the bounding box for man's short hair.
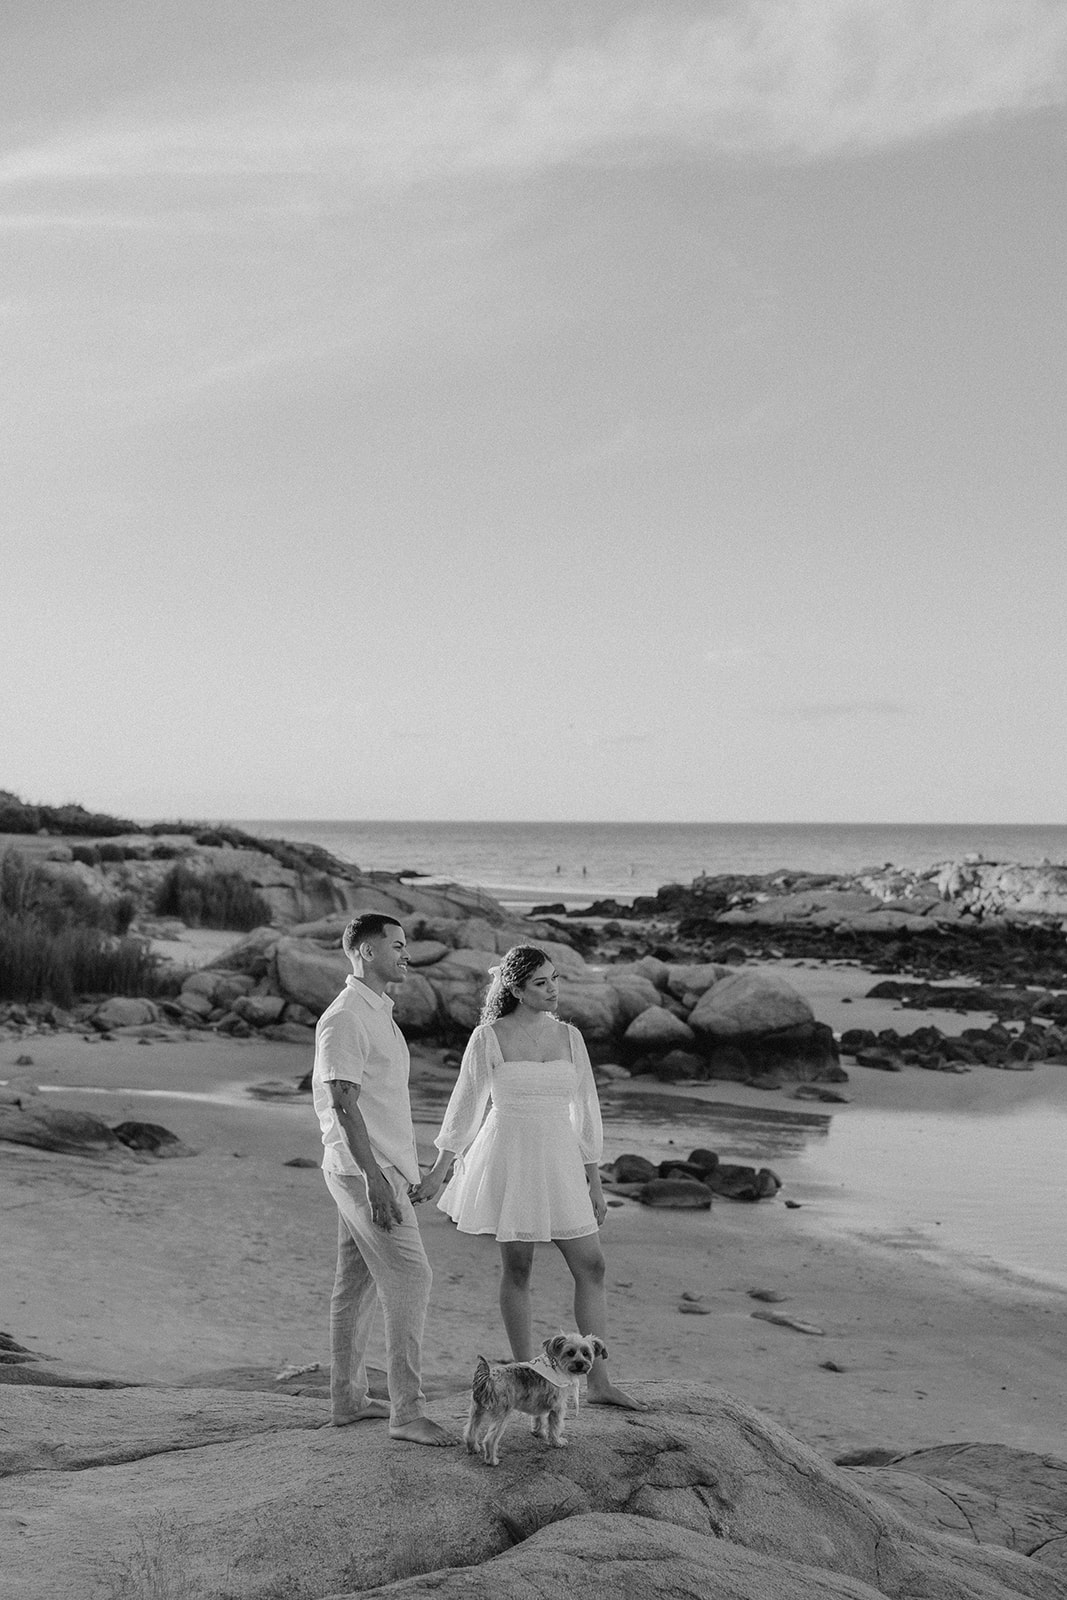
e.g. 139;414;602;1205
342;913;403;959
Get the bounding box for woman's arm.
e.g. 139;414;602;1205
409;1025;493;1202
568;1026;604;1165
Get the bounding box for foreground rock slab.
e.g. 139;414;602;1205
0;1381;1061;1600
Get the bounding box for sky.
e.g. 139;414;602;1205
3;1;1066;825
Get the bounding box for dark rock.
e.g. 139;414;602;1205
641;1049;705;1081
686;1148;720;1176
611;1153;658;1183
839;1029;877;1052
702;1044;751;1080
637;1178;713;1209
0;1106;128;1158
657;1160;709;1182
855;1049;903;1071
111;1121;196;1158
706;1164;762;1201
284;1157;319;1169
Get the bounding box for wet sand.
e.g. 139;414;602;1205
3;963;1066;1461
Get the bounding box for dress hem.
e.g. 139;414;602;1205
447;1221;600;1243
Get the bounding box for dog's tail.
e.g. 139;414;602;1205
471;1355;493;1406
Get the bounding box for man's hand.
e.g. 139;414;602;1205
366;1170;403;1232
409;1153;454;1206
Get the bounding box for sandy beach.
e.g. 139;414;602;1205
4;956;1065;1464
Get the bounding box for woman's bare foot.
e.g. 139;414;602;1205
330;1399;390;1426
586;1377;645;1409
389;1416;452;1445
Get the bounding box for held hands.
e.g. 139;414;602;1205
367;1170;404;1232
409;1154;454;1206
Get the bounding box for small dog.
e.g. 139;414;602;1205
464;1333;607;1467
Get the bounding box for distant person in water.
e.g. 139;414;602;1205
312;914;450;1444
412;945;641;1408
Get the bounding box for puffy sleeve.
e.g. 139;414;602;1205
568;1026;603;1164
435;1024;495;1155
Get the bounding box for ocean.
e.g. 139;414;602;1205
233;819;1067;905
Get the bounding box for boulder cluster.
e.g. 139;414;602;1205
187;925;839;1082
604;1147;783;1206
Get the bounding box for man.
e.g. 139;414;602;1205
312;912;449;1444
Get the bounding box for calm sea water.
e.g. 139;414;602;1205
234;819;1067;904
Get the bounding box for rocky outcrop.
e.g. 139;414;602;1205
0;1379;1061;1599
0;1104;194;1160
156;932;838;1081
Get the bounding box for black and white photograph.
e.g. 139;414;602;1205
2;4;1066;1596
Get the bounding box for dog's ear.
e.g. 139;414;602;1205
543;1334;567;1362
590;1336;608;1362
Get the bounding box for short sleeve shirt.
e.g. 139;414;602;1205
312;976;419;1185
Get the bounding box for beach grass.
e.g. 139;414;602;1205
0;849;169;1007
153;864;272;932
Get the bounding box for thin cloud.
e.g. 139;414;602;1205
779;699;911;722
1;1;1064;195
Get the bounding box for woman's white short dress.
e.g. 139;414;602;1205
435;1021;603;1244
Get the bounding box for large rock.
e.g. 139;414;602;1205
231;994;286;1028
431;949;498;980
622;955;671;990
688;971;814;1039
388;972;440;1035
272;938;348;1014
856;1443;1067;1582
404;939;450;967
0;1106;130;1159
456;917;499;954
0;1381;1060;1600
528;939;589;979
555;980;626;1045
664;962;732;1000
622;1006;697;1055
603;972;662;1025
90;997;160;1029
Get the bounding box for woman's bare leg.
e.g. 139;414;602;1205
498;1241;536;1361
554;1234;643;1408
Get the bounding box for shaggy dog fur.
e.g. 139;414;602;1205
463;1333;607;1466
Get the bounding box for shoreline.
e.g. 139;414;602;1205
4;953;1067;1461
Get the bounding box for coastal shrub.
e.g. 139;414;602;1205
70;843;101;866
0;851;152;1004
0;789;137;837
0;850;133;935
0;916;163;1008
0;790;40;833
153;864;272;931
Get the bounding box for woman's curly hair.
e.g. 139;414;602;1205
480;945;551;1024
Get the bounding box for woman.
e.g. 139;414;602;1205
413;945;638;1407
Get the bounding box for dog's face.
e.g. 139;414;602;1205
543;1333;607;1375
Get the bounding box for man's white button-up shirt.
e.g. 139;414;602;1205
312;975;419;1185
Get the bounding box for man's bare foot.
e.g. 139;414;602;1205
330;1399;390;1426
587;1379;645;1409
389;1416;452;1446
